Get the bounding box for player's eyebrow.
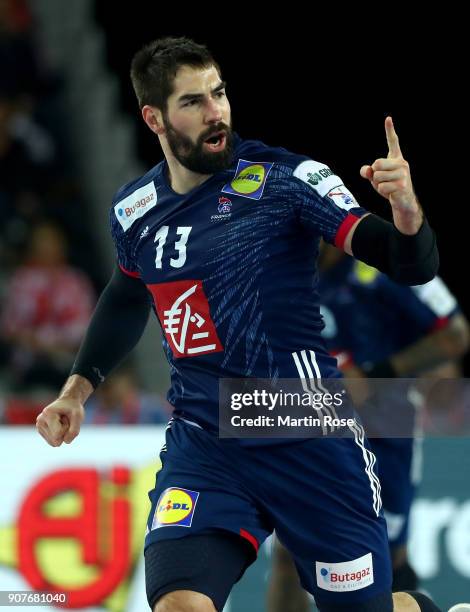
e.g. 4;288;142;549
177;81;227;104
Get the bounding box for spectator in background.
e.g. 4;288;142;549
0;221;95;392
83;363;172;425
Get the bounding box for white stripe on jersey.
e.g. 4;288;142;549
299;350;338;430
292;351;327;435
292;350;332;435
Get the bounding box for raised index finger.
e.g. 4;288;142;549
385;116;402;158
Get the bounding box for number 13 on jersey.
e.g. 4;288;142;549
154;226;192;269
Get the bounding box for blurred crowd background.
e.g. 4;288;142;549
0;0;175;425
0;0;466;418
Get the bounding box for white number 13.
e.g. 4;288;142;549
154;226;192;269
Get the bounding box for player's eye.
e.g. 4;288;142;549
182;99;198;108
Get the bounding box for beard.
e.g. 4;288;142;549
162;115;235;175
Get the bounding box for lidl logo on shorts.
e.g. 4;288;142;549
315;552;374;592
222;159;273;200
152;487;199;529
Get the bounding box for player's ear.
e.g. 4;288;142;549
142;105;165;136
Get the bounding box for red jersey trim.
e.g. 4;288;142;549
334;213;361;250
119;264;140;278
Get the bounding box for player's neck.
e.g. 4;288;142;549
165;156;211;195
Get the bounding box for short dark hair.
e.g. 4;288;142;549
130;36;221;111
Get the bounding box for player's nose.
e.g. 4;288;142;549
204;98;223;123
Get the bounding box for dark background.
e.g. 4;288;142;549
95;4;468;369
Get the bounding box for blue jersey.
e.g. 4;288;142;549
110;134;368;431
318;257;459;369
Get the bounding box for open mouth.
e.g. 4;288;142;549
203;131;226;151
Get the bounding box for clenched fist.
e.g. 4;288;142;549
36;397;85;447
36;375;93;447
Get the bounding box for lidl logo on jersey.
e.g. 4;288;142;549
114;181;158;232
316;553;374;592
152;487;199;528
222;159;273;200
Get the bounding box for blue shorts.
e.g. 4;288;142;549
145;418;392;607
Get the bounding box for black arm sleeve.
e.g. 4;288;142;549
70;266;151;388
351;214;439;285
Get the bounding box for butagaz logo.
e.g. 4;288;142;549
307;167;333;186
147;280;224;358
119;194;154;218
316;553;374;592
114;181;158;232
211;196;232;221
320;566;371;582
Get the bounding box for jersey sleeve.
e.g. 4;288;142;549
292;160;369;248
109;197;140;278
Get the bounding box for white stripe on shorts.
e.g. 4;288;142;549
348;421;382;517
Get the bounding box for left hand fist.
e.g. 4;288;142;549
360;116;418;215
